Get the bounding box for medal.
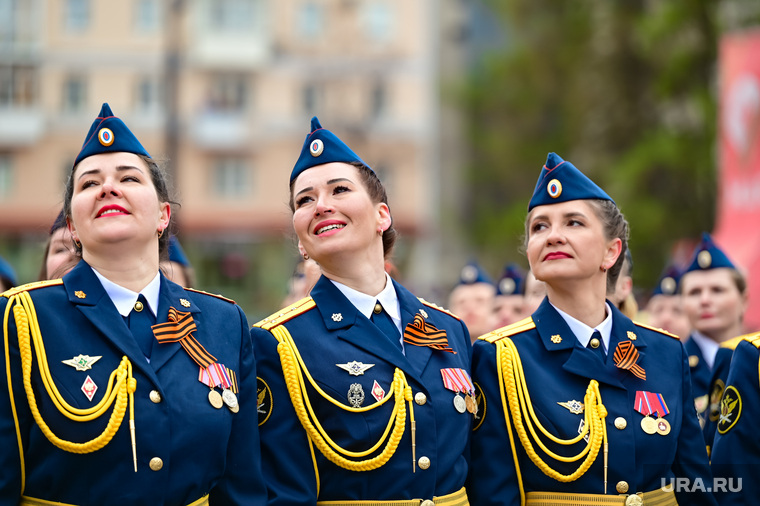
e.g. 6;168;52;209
641;416;657;434
208;389;223;409
656;417;671;435
453;394;467;413
465;394;475;413
223;388;238;410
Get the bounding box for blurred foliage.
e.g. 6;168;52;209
458;0;756;296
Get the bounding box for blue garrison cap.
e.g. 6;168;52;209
290;117;369;183
458;261;493;286
496;263;525;296
684;232;736;273
73;103;150;168
652;264;683;296
168;235;190;267
528;153;614;211
0;255;17;288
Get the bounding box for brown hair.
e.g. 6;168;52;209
63;154;177;259
289;161;398;259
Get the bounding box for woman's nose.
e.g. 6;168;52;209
98;181;121;199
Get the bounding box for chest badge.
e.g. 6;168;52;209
347;383;365;407
336;361;375;376
558;399;585;414
63;354;102;371
81;375;98;401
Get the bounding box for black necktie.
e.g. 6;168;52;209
587;330;606;359
371;301;402;352
127;294;156;358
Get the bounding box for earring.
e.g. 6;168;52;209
600;265;607;273
157;229;164;239
74;238;81;249
378;227;384;235
302;252;309;261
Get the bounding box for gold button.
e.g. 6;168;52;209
614;417;627;430
414;392;427;405
373;303;382;314
134;300;144;312
421;501;435;506
625;495;642;506
590;338;600;349
149;457;163;471
616;481;629;493
418;456;431;470
149;390;162;403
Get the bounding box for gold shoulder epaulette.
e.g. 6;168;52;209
2;279;63;298
633;321;680;340
721;333;757;350
481;317;536;343
184;287;236;304
254;297;316;330
418;298;460;320
743;332;760;349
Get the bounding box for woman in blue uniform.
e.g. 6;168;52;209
0;103;265;505
252;117;473;504
469;153;716;505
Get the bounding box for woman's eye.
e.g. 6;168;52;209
333;185;350;194
531;222;546;233
295;195;313;207
568;219;583;227
81;180;98;190
122;175;140;183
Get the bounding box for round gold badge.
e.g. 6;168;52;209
697;250;712;269
717;385;742;434
208;389;223;409
655;418;671;436
641;416;657;434
98;127;114;146
547;179;562;199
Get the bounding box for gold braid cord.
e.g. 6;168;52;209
272;325;413;471
4;291;136;454
495;337;608;494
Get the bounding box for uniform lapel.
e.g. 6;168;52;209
310;277;413;375
150;275;199;373
394;280;435;377
63;261;158;383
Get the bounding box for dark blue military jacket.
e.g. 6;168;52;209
251;275;472;504
0;261;265;505
710;335;760;505
686;336;713;424
469;298;716;505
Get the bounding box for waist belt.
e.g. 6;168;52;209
526;488;677;506
317;486;468;506
20;494;210;506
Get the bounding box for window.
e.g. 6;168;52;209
207;74;248;112
209;0;257;32
135;77;163;113
62;76;86;112
135;0;162;33
362;2;394;44
0;155;12;199
0;65;36;107
298;2;323;39
212;158;249;198
65;0;89;32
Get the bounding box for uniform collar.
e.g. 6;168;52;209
329;272;401;332
91;267;161;317
689;331;719;369
550;300;614;353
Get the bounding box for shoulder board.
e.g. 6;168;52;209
254;297;316;331
183;287;236;305
481;317;536;343
2;279;63;298
633;321;679;340
742;332;760;349
721;333;757;350
418;298;460;320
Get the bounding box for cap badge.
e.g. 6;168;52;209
660;277;676;295
461;265;477;283
310;139;324;157
98;127;114;147
499;278;516;295
547;179;562;199
697;250;712;269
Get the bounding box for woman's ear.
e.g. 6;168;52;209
377;203;392;233
603;238;623;271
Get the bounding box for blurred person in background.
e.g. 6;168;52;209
493;263;526;328
645;264;691;339
0;254;18;292
0;103;265;504
680;233;747;427
469;153;715;505
448;260;497;342
608;248;638;319
252;117;473;505
160;234;196;288
281;253;322;307
520;270;547;318
38;209;80;281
